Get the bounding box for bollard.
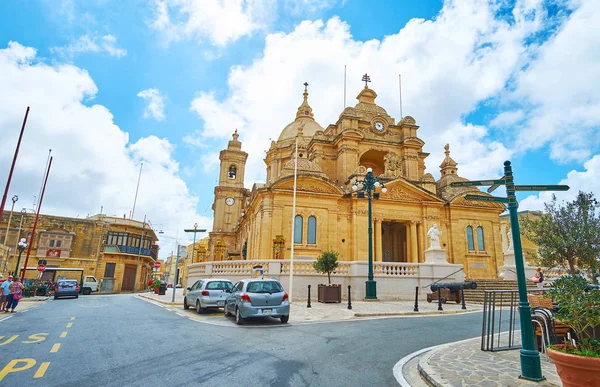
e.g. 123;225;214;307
413;286;419;312
437;288;443;311
347;285;352;310
461;286;467;310
307;285;311;308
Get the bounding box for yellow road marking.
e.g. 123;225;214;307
33;362;50;378
66;322;73;328
50;343;61;353
70;317;75;321
22;333;48;344
0;336;19;346
60;332;68;338
0;358;36;381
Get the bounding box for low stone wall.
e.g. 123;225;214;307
186;260;465;301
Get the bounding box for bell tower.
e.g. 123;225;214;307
212;130;247;242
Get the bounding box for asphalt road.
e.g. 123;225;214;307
1;294;490;386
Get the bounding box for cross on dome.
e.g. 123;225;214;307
362;73;371;88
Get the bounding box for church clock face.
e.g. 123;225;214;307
374;121;384;131
225;197;235;206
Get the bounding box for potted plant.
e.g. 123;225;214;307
547;275;600;387
150;279;160;294
313;250;342;303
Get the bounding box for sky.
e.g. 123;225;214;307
1;0;599;257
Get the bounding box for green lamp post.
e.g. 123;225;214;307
352;167;386;300
13;237;28;277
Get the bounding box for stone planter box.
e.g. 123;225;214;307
318;284;341;303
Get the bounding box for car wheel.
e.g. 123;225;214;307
196;300;204;314
223;305;230;317
75;295;79;299
280;315;289;324
83;288;91;295
183;298;189;310
54;295;58;300
235;308;244;325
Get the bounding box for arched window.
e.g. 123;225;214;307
466;226;474;251
477;226;485;251
307;216;317;244
294;215;303;244
228;165;237;179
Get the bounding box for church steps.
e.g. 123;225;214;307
460;279;538;305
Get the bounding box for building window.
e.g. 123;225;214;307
294;215;303;244
104;263;116;278
466;226;475;251
307;216;316;244
37;232;72;258
477;226;485;251
228;165;237;179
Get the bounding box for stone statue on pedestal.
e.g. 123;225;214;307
506;229;513;253
427;224;442;250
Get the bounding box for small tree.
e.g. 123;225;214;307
313;250;339;285
521;191;600;276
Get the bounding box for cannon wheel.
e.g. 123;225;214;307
440;297;447;304
456;299;461;304
427;295;432;303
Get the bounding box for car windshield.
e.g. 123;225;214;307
246;281;283;293
206;281;232;290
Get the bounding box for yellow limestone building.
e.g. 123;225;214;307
208;80;506;280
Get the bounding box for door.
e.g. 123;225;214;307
187;280;202;304
121;265;136;291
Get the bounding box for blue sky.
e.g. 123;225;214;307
1;0;599;256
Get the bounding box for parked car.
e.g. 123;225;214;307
184;279;233;313
54;280;79;299
224;278;290;325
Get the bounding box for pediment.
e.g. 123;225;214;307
451;194;506;210
339;128;364;140
381;178;444;203
272;175;344;195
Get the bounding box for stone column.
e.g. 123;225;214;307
410;222;418;263
374;219;382;262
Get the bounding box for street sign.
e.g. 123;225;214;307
153;261;161;269
464;194;509;203
37;264;46;272
514;184;570;191
487;184;501;193
451;179;505;187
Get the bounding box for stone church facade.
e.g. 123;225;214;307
208;81;505;279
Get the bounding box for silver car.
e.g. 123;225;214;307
224;278;290;325
184;278;233;313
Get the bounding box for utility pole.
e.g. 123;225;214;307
132;215;147;293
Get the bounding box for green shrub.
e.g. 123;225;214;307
313;250;339;285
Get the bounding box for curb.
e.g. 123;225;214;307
354;309;478;318
137;294;183;306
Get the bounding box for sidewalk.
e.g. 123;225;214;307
138;289;480;322
403;332;562;387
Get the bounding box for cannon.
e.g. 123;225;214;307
427;281;478;304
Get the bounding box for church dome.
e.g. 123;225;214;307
281;158;326;177
278;83;324;141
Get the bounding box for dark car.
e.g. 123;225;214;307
54;280;79;299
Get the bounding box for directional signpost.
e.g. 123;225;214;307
452;160;569;382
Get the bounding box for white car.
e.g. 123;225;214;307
184;278;233;313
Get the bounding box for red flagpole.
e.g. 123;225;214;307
0;107;30;221
21;156;52;280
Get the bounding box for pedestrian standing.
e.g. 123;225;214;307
535;267;544;292
5;276;23;313
1;275;13;312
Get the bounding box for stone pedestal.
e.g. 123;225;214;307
424;248;448;264
499;251;536;280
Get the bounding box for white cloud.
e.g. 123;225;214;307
51;34;127;58
490;110;525;128
0;41;209;257
187;0;555;186
149;0;277;47
519;154;600;211
512;0;600;163
137;88;166;121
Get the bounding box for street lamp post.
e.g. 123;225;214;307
352;167;387;300
184;223;206;264
13;238;28;276
2;195;18;245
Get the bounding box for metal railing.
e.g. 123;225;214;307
481;289;551;352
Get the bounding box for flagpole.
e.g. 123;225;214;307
289;134;299;303
35;149;51;212
131;162;143;219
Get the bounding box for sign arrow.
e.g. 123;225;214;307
451;179;505;187
513;185;570;192
463;194;508;203
487;184;501;193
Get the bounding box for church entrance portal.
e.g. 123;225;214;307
381;221;408;262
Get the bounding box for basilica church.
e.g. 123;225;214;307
207;79;505;279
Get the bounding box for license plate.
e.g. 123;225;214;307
217;300;224;306
262;309;272;315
